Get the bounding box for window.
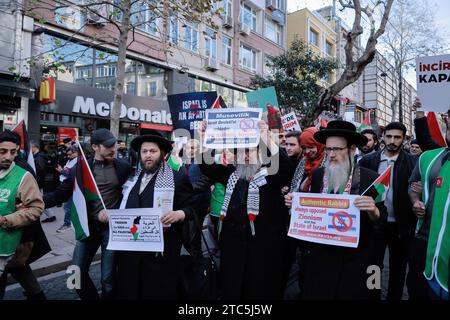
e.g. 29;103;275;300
223;0;232;17
126;82;136;95
96;66;106;77
309;28;319;46
130;1;161;37
108;65;116;77
241;4;257;32
276;0;285;12
205;28;217;59
148;81;157;96
326;41;333;56
240;44;257;72
185;22;199;52
167;18;178;44
265;17;281;45
222;35;232;65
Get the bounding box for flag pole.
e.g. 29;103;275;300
75;140;107;211
361;165;392;196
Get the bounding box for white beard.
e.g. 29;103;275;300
325;157;353;193
235;164;261;181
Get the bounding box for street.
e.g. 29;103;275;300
4;253;406;300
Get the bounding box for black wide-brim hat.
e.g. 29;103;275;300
131;133;173;154
314;120;368;147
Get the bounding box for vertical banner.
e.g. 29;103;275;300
416;54;450;112
167;91;218;135
245;86;282;130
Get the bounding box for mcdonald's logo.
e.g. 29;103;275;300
39;77;56;104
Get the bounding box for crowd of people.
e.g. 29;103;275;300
0;100;448;301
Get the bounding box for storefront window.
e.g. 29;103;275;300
41;34;167;99
42;34;95;87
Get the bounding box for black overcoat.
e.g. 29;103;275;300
300;165;387;300
200;150;294;300
115;168;195;300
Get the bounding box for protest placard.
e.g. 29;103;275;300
167;91;218;135
288;193;360;248
416;54;450;113
204;108;262;149
107;208;164;252
245;86;282;129
281;112;301;132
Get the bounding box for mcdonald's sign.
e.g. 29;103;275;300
39;77;56;104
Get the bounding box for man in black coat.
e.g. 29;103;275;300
31;141;56;223
43;129;131;300
359;122;417;300
286;120;387;300
199;120;295;300
114;132;196;299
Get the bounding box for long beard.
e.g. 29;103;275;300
325;156;353;193
235;164;261;181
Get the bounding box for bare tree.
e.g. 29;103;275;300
380;0;446;122
17;0;217;137
314;0;394;121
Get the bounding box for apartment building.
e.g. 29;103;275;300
287;7;337;86
363;51;416;134
21;0;287;143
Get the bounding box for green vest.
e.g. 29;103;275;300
419;148;450;292
0;164;28;256
210;182;225;218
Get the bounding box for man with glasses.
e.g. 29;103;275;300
358;122;418;300
291;120;387;300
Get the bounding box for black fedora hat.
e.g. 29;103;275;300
131;131;173;154
314;120;368;147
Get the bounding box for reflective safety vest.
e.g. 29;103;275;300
419;147;450;294
0;165;28;256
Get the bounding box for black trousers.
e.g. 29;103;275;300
372;222;412;300
406;237;431;300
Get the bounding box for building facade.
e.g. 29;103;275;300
0;0;34;131
17;0;286;146
315;6;365;123
287;7;337;86
363;51;416;134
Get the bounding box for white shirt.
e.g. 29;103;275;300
378;152;398;222
139;172;156;194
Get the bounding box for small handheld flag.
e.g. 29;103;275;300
362;166;392;203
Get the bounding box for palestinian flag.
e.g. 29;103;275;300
362;166;392;203
130;216;141;241
70;141;103;240
12;120;36;174
210;95;227;109
357;113;371;133
427;112;447;147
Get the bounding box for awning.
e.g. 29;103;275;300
140;123;173;132
0;78;34;98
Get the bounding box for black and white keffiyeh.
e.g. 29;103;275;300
120;162;174;209
220;169;261;236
